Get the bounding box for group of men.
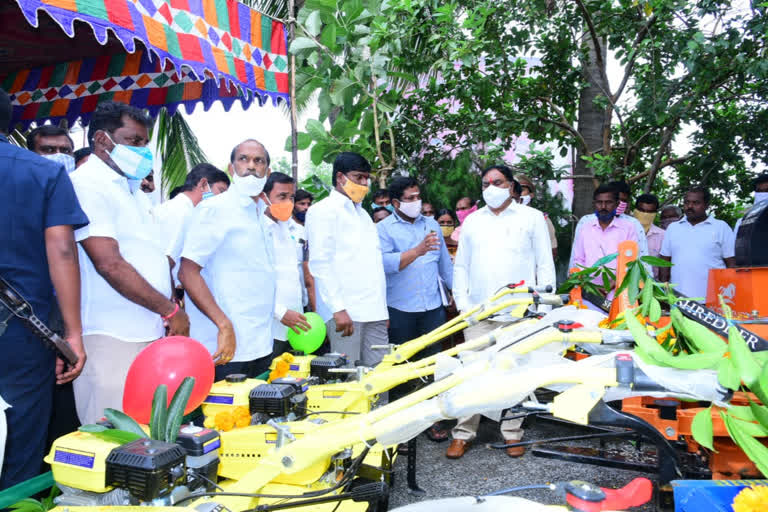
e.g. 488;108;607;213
568;178;761;301
2;87;766;488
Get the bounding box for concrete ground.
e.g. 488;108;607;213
388;415;658;511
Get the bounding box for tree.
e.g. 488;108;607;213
153;110;208;197
288;0;768;219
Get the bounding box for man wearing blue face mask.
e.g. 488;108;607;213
69;101;189;424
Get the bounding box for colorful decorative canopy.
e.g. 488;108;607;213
0;0;289;129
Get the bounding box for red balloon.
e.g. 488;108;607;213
123;336;215;424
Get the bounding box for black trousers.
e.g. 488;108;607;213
387;306;447;358
387;306;446;402
0;330;55;490
214;353;273;382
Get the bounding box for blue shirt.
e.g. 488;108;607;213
377;211;453;313
0;134;88;338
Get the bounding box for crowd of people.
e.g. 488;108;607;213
2;90;767;489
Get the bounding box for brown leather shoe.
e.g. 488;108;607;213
446;439;470;459
505;444;526;457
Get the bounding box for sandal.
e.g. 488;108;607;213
426;422;450;442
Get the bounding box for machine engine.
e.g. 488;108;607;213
48;426;220;507
310;353;348;382
249;378;308;423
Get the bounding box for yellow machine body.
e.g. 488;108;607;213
201;377;265;418
269;354;316;379
43;431;117;493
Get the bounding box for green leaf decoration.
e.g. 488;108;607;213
728;324;761;387
83;429;144;445
748;399;768;430
165;377;196;443
691;407;715;451
639;255;673;267
150;384;168;441
721;411;768;475
640;280;653;317
627;264;642;304
78;424;108;433
626;308;723;368
717;358;741;390
649;298;662;323
670;306;726;354
592;253;618;267
9;498;45;512
103;409;148;439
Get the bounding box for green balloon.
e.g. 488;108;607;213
286;312;327;354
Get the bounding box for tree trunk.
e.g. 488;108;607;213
572;35;611;218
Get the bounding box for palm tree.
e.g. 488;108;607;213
153;0;301;192
152;109;208;198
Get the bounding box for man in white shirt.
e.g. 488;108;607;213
305;152;389;367
70;102;189;424
155;163;230;288
447;164;555;460
179;140;277;380
262;172;311;357
290;189;313;312
660;186;735;299
153;163;230;251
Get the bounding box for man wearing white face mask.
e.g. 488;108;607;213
305;152;389;367
446;164;555;460
69;101;189;424
179;140;277;380
26;124;76;174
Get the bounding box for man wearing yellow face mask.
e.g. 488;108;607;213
305;153;389;367
633;194;665;278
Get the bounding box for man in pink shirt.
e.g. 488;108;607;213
633;194;665;278
571;184;639;279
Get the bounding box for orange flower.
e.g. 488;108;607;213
234;406;251;427
214;411;235;431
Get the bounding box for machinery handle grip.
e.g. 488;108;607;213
351;482;388;502
600;330;635;345
565;477;652;511
538;294;568;306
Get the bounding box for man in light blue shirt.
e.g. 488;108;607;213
377;176;453;354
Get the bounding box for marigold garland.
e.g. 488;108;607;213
733;485;768;512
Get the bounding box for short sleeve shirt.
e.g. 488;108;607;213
0;135;88;338
71;156;171;342
181;190;277;361
660;215;735;299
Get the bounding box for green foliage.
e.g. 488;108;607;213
9;486;60;512
152;110;209;197
290;0;768;219
77;378;196;447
